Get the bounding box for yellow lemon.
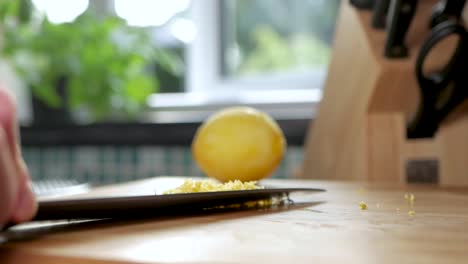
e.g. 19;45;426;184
192;106;286;182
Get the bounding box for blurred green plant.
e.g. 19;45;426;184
0;0;181;121
239;25;331;75
222;0;338;76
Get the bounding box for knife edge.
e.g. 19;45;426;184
32;187;325;221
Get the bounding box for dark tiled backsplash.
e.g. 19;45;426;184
22;146;304;185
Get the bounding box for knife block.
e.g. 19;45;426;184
301;0;468;186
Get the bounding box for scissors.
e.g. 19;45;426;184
407;18;467;138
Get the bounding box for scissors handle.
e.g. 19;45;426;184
415;20;467;86
408;20;467;138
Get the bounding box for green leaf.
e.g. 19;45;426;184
125;76;156;102
18;0;32;24
31;83;61;108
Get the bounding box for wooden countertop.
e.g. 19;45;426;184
1;177;468;264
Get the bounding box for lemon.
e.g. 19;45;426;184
192;106;286;182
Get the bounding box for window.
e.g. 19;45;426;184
147;0;340;122
32;0;89;24
221;0;336;83
114;0;191;27
7;0;340;124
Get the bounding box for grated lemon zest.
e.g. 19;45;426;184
163;179;263;194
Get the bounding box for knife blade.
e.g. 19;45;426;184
4;187;324;228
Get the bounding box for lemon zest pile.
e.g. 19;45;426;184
163;179;263;194
163;179;283;210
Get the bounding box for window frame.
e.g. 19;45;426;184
188;0;328;92
146;0;326;122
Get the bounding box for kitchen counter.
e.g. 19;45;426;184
1;177;468;263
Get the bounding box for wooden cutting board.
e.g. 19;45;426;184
1;177;468;264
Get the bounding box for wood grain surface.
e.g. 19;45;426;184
1;177;468;264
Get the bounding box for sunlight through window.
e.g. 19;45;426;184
32;0;89;24
114;0;191;27
170;18;197;43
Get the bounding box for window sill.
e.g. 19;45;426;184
144;88;321;123
21;89;319;146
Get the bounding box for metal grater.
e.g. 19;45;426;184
32;180;90;197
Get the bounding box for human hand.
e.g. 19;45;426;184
0;89;37;228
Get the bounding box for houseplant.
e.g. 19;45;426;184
0;0;180;124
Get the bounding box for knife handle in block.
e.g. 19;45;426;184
384;0;418;58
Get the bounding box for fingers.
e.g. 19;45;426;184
0;89;37;226
11;159;37;222
0;126;18;226
0;89;19;159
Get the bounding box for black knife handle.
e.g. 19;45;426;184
350;0;375;9
384;0;418;58
429;0;467;28
372;0;391;29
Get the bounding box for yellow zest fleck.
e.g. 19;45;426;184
408;210;416;216
359;201;368;210
404;193;415;202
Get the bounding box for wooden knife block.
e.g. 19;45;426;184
301;0;468;186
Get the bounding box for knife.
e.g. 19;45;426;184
350;0;375;10
429;0;467;28
3;187;325;229
384;0;418;58
372;0;391;29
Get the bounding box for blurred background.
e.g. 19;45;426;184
0;0;340;193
